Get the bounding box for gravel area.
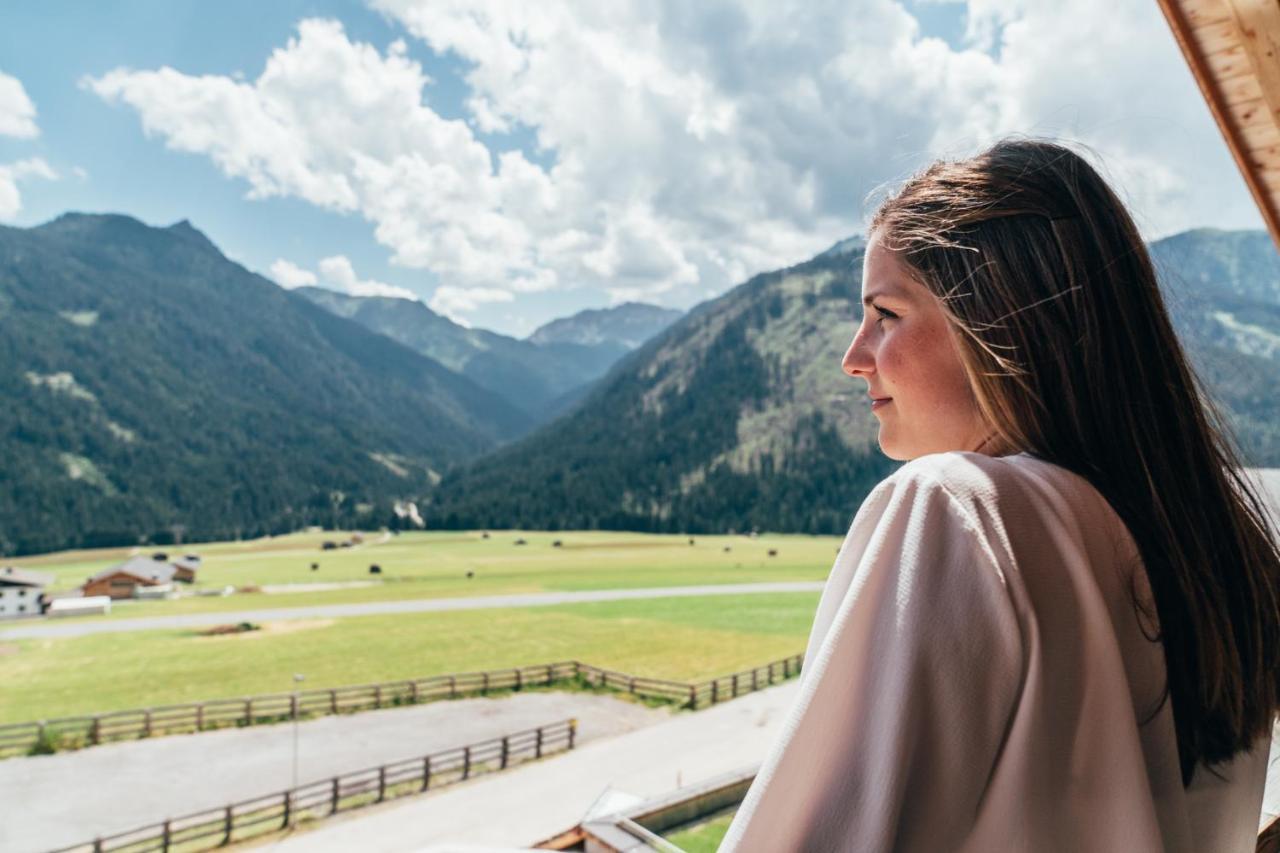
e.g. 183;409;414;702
0;691;674;853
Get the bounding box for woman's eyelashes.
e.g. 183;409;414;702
872;304;898;325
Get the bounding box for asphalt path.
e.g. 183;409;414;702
0;691;676;853
0;582;826;639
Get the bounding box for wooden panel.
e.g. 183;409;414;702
1226;0;1280;128
1244;120;1280;150
1229;95;1275;129
1208;43;1254;80
1183;0;1234;27
1223;72;1265;105
1194;18;1241;56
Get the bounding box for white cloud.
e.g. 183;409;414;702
0;72;38;138
317;254;417;299
83;2;1261;324
428;285;514;325
0;157;57;221
269;258;317;288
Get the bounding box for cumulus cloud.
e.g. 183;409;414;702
0;72;38;138
0;157;57;221
317;255;417;299
83;2;1258;323
428;285;514;325
269;258;317;288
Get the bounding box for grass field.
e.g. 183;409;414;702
666;807;738;851
0;591;820;724
15;529;842;619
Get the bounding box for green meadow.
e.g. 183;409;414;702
15;529;841;619
0;591;821;724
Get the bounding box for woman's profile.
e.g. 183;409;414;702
720;137;1280;852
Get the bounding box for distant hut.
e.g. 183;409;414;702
83;557;178;600
170;554;201;583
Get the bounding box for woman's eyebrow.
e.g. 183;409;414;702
861;289;900;306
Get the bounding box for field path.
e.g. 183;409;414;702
0;691;675;853
0;581;825;639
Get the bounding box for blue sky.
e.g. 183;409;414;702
0;0;1261;337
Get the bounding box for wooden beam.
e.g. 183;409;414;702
1156;0;1280;251
1226;1;1280;129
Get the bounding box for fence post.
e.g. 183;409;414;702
515;668;522;691
410;680;420;704
751;669;758;691
374;685;383;709
768;663;775;685
450;675;457;698
330;777;340;814
144;710;153;738
196;703;204;731
161;819;171;852
93;839;103;853
282;790;292;828
482;672;489;694
244;699;252;725
223;805;233;845
732;674;739;697
569;719;577;750
377;766;387;802
688;685;697;709
545;664;553;684
536;727;544;759
783;658;791;678
422;756;431;792
463;746;471;780
289;694;298;721
330;689;338;714
500;736;509;769
629;676;636;694
90;716;101;745
711;680;719;704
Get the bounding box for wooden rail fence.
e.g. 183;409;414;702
3;654;803;758
48;718;576;853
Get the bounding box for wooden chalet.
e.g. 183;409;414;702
0;566;53;618
82;556;179;600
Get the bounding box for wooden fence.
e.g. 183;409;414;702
3;654;804;758
48;718;576;853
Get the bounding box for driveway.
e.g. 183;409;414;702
0;582;825;639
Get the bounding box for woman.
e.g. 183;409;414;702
720;138;1280;852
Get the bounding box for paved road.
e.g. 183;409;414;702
0;691;676;853
0;582;825;639
268;681;803;852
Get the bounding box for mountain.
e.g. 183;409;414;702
295;289;682;423
527;302;684;350
0;213;529;555
425;228;1280;534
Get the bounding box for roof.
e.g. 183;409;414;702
1157;0;1280;249
0;566;54;588
89;556;178;584
172;555;202;571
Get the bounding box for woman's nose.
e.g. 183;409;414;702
842;326;874;378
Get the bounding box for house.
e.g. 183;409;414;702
170;554;201;583
82;556;179;600
0;566;54;619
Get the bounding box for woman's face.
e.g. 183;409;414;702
842;228;993;460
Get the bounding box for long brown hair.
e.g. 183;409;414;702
868;136;1280;786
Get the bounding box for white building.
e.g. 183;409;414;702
0;566;54;619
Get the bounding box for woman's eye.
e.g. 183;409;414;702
873;305;898;323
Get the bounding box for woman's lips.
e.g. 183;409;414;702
870;397;892;411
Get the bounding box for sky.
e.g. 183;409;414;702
0;0;1263;337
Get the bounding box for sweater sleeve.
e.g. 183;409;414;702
720;461;1026;852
